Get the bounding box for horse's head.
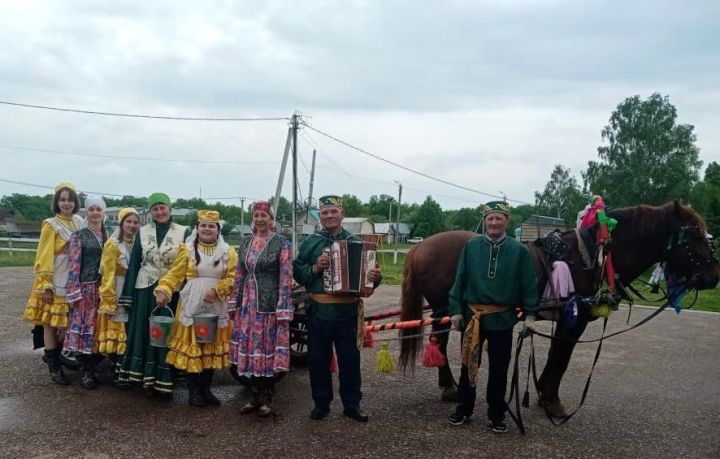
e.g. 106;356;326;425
663;201;720;290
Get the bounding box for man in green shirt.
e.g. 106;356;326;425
293;195;382;422
448;201;538;433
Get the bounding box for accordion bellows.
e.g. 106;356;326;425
323;240;377;297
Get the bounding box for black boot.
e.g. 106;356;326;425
77;355;97;390
258;389;273;417
240;388;260;414
44;348;70;386
187;374;206;407
200;370;221;406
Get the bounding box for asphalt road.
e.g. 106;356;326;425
1;267;718;458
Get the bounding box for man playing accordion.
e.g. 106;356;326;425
293;195;382;422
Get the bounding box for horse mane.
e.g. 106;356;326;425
608;201;706;236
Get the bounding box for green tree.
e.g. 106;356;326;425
507;204;538;238
535;164;587;226
341;194;366;217
690;161;720;239
584;93;702;207
366;194;396;222
409;196;445;238
0;193;53;221
449;206;483;231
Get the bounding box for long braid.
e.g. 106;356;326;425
194;233;201;267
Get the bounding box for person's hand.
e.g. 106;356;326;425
203;288;218;303
155;291;169;308
367;264;382;283
451;314;465;331
312;254;330;274
520;316;537;338
43;289;54;304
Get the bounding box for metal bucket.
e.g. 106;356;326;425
193;313;219;344
149;307;175;348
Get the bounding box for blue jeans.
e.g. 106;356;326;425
307;313;362;410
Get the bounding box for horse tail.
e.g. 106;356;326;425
399;246;424;372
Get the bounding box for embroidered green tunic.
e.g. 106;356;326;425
449;235;539;331
293;228;372;321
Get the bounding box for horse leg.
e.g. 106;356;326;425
536;318;588;417
431;305;457;402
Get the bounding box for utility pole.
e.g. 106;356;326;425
291;113;300;257
393;180;402;264
388;202;393;244
306;149;317;223
239;196;246;236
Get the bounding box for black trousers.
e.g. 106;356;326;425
456;328;513;423
307;313;362;410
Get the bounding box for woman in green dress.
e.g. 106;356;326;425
116;192;188;398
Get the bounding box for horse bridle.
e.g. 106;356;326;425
663;223;718;288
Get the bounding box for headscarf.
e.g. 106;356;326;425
251;201;276;234
84;194;107;211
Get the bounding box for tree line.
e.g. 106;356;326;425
3;93;718;239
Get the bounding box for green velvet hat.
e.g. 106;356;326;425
481;200;510;217
318;195;343;208
148;192;172;208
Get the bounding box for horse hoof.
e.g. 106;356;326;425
440;386;459;402
538;398;568;418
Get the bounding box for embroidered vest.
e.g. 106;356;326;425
239;234;286;313
76;228;103;283
136;222;187;289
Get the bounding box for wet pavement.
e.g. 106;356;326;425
1;266;719;458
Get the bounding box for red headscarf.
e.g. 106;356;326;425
251;201;275;233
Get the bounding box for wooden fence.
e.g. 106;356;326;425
0;236;39;253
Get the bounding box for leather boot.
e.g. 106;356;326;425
240;388;260;414
187;374;206;407
258;390;273;417
201;371;221;406
44;348;70;386
78;355;97;390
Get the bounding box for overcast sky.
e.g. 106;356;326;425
1;0;719;210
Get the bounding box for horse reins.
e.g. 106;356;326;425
507;221;714;432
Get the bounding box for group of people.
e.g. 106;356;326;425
24;183;536;432
23;184;299;417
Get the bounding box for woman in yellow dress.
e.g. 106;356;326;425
96;207;141;374
23;182;85;385
155;210;237;406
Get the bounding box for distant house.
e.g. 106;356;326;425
374;222;412;243
4;222;42;238
228;224;253;236
518;215;568;242
0;208;15;233
342;217;375;236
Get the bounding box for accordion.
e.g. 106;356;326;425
322;240;377;297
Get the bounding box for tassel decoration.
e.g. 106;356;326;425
363;322;376;348
376;342;395;373
591;303;612;318
329;350;338;373
422;336;445;368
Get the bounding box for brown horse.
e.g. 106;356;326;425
399;201;720;416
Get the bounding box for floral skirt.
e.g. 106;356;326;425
23;293;69;329
96;314;127;355
230;303;290;378
166;321;231;374
63;282;100;354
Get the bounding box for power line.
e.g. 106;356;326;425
301;131;496;205
0;100;289;122
301;121;532;205
0;144;279;165
0;178;262;202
